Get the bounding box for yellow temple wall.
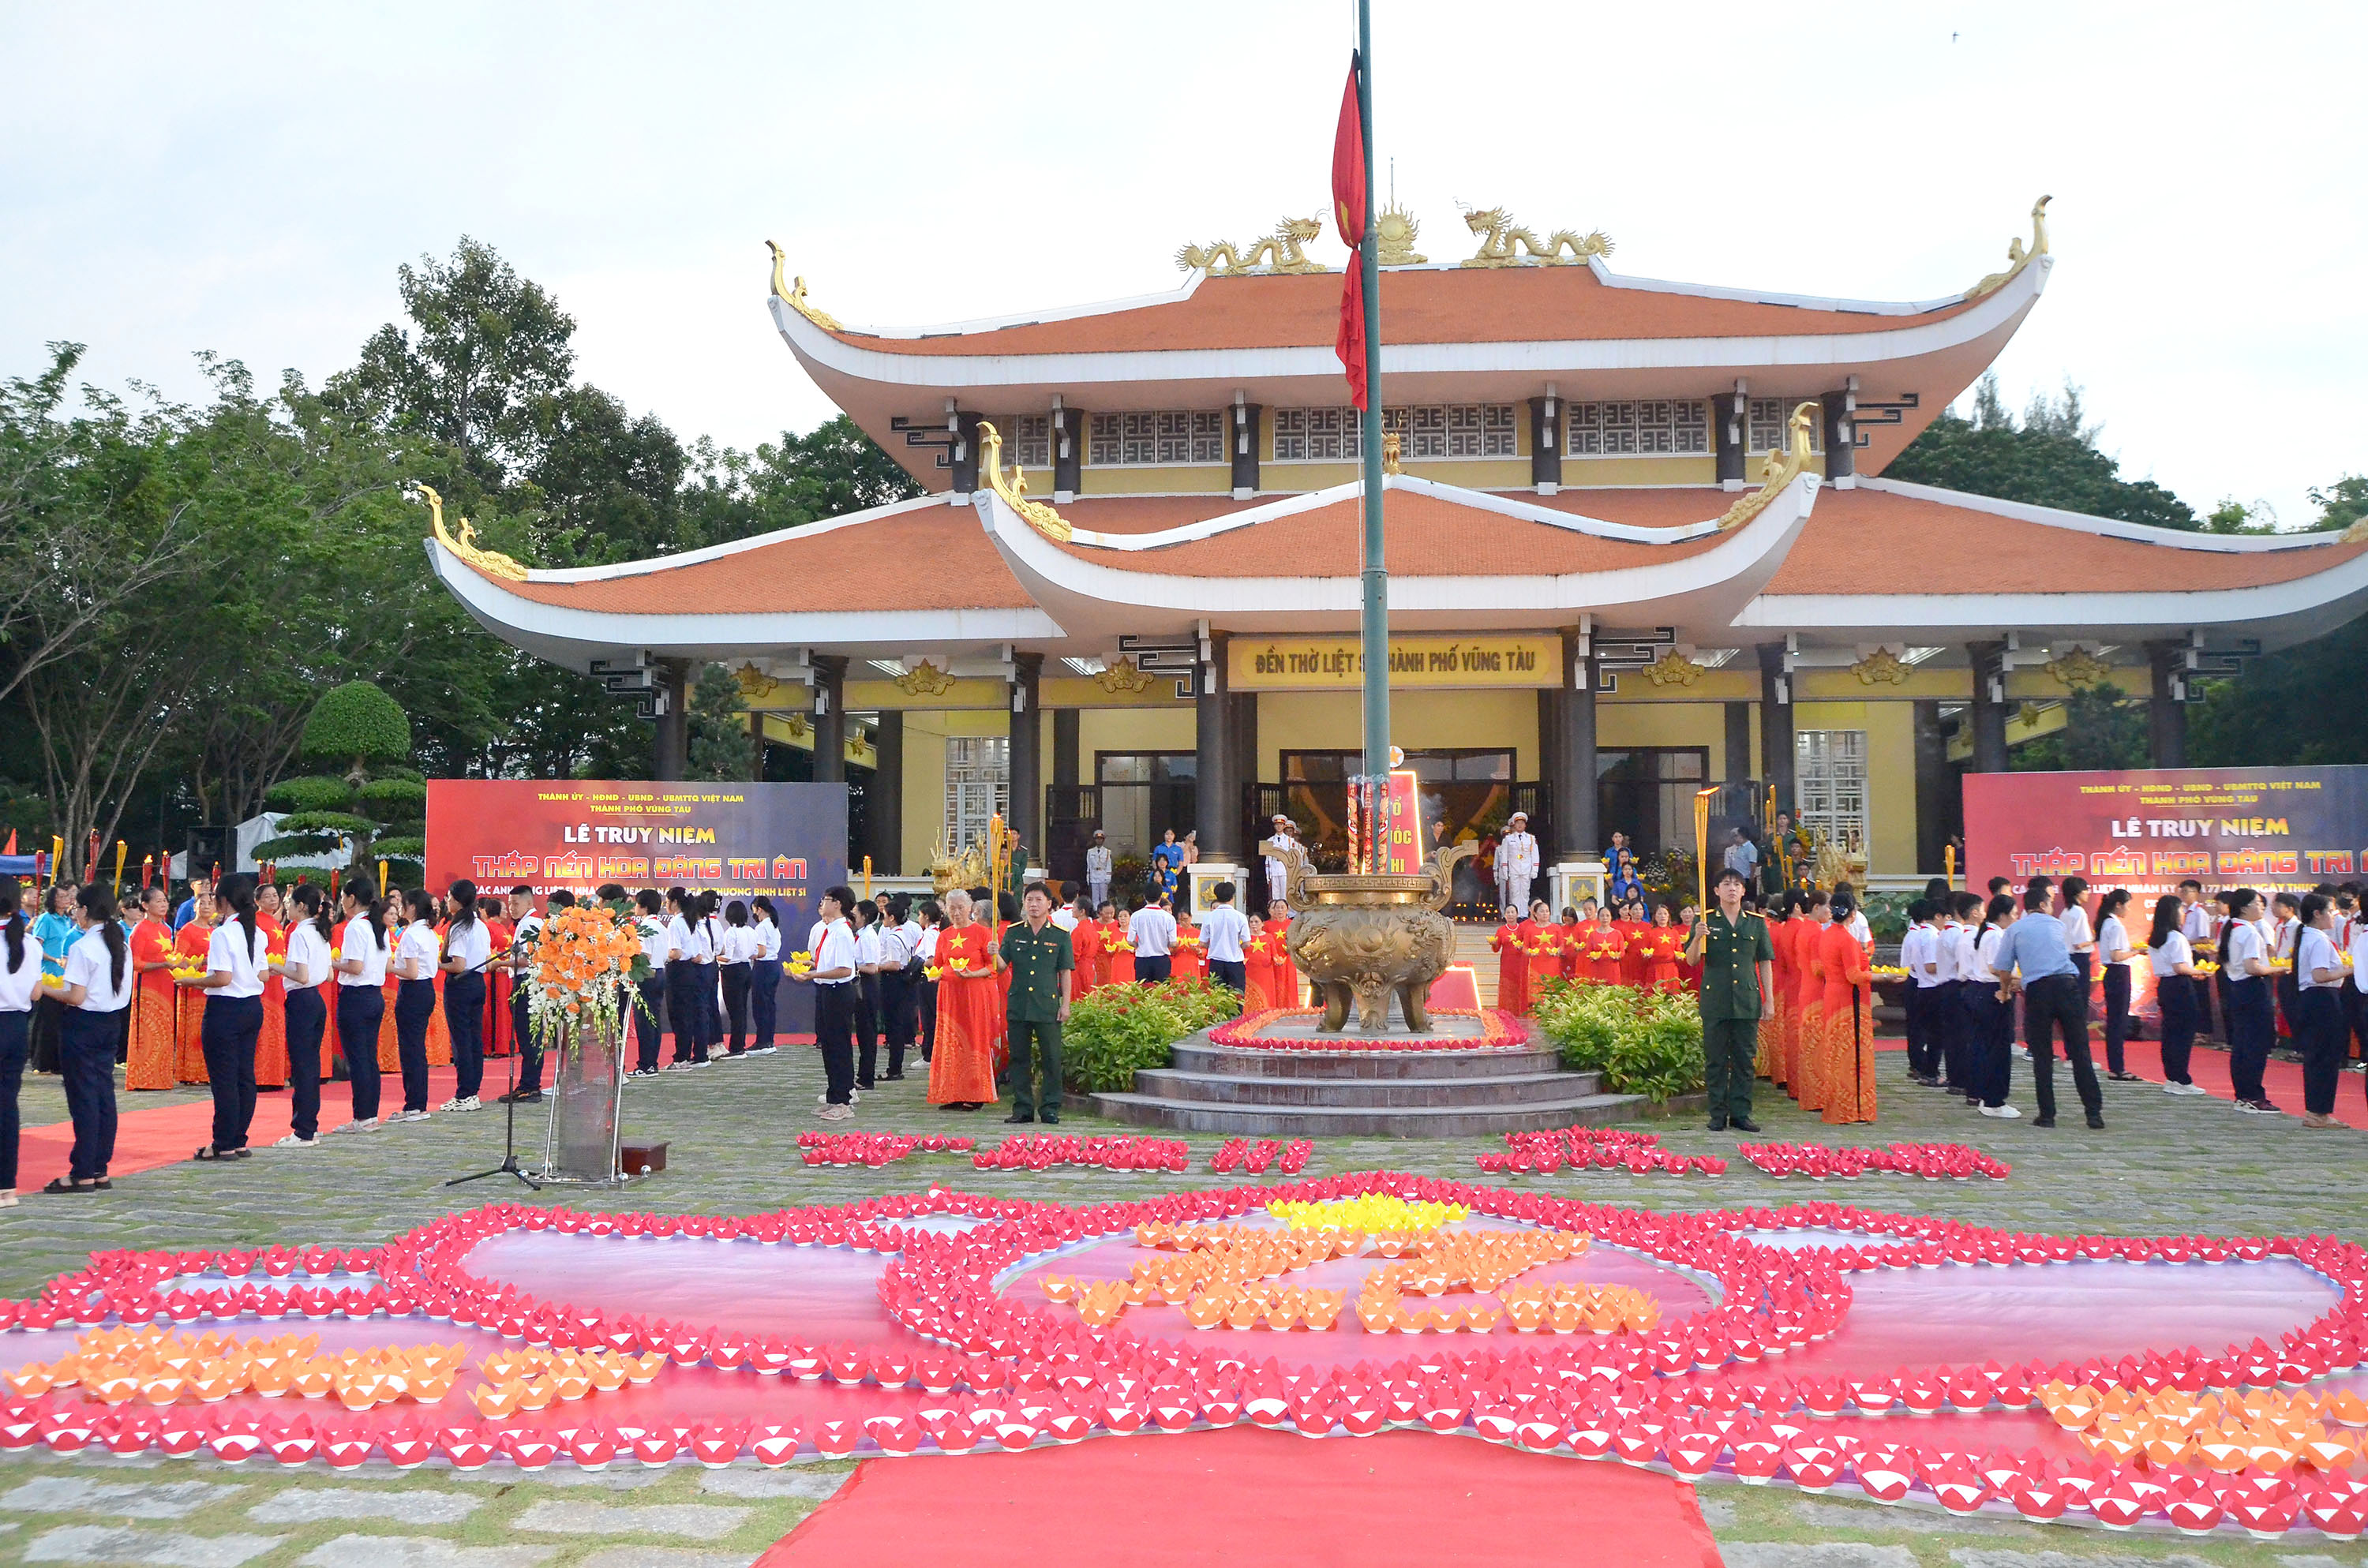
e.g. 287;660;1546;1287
1794;699;1918;878
1253;689;1542;781
897;708;1009;874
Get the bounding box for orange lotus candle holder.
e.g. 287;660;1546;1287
8;1328;468;1409
2039;1379;2368;1476
468;1346;666;1418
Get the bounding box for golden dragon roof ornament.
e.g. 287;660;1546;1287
1714;402;1818;531
1967;196;2051;299
418;485;526;582
766;240;843;331
976;421;1073;543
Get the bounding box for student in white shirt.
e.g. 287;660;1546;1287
0;881;41;1205
332;886;391;1131
789;885;861;1117
177;872;272;1160
1962;893;2019;1117
1900;902;1943;1086
2220;888;2278;1114
437;878;492;1113
2293;892;2348;1128
1198;881;1252;994
2271;892;2303;1064
2177;879;2218;1037
1940;893;1982;1098
718;900;756;1057
625;889;669;1076
747;896;782;1054
852;900;891;1090
2146;893;2205;1095
875;893;919;1082
662;889;699;1071
912;900;942;1065
685;891;722;1065
2094;888;2141;1083
53;885;133;1192
388;888;443;1121
499;885;549;1103
273;884;335;1147
1129;891;1180;984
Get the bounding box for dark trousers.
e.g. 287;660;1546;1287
200;994;263;1152
632;976;666;1072
444;971;486;1101
697;964;722;1050
750;958;779;1047
58;1006;118;1182
1208;958;1246;993
856;973;884;1085
2344;982;2368;1063
884;968;918;1051
918;978;937;1062
721;962;751;1053
1701;1016;1758;1124
1006;1016;1063;1118
2295;985;2344;1115
283;986;325;1140
2101;963;2132;1074
1135;954;1173;984
336;985;384;1121
1965;984;2014;1108
511;989;545;1092
1939;981;1973;1090
814;981;856;1104
393;979;435;1112
665;961;700;1065
2227;979;2275;1103
1905;984;1939;1080
2022;973;2100;1121
0;1010;24;1189
31;994;63;1075
2156;973;2198;1085
2277;971;2302;1050
2195;951;2219;1037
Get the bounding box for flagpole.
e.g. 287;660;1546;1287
1355;0;1389;784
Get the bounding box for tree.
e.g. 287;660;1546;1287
253;681;426;881
2013;682;2148;773
1886;375;2199;530
2190;477;2368;766
687;664;757;783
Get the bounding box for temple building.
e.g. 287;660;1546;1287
432;200;2368;907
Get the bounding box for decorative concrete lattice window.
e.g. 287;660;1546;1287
1400;405;1447;458
1088;410;1224;466
946;737;1010;852
1749;398;1823;454
1010;415;1051;468
1566;400;1710;457
1795;729;1868;857
1272;407;1361;462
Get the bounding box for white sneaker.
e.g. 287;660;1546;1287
0;1190;17;1207
1978;1104;2022;1119
749;1046;777;1056
2163;1080;2208;1096
274;1133;320;1148
334;1117;379;1134
2233;1099;2276;1116
392;1109;432;1123
813;1103;854;1121
438;1096;481;1113
2011;1046;2032;1060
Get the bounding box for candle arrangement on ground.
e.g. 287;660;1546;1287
1736;1142;2012;1181
1476;1127;1727;1177
6;1329;470;1410
796;1132;975;1167
969;1134;1191;1173
467;1346;665;1418
1207;1138;1313;1175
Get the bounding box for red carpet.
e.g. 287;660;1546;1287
757;1428;1724;1568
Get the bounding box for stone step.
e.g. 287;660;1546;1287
1131;1068;1602;1110
1086;1090;1647;1140
1169;1041;1562;1080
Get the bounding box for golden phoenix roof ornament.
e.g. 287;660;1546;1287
766;241;843;331
1714;402;1819;532
976;421;1073;543
417;485;527;582
1967;196;2052;299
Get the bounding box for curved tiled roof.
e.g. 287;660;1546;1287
818;266;1986;359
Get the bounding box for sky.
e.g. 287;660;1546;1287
5;2;2365;527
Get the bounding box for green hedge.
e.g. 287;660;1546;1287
1061;979;1241;1094
1529;979;1706;1102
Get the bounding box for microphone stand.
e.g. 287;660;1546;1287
447;952;539;1190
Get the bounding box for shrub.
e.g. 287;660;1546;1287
1530;979;1705;1102
1061;978;1241;1094
302;681;411;768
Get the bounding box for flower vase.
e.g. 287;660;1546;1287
543;1019;626;1183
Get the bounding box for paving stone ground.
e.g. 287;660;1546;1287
2;1030;2363;1567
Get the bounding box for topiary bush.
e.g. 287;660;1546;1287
1061;978;1242;1094
302;681;412;770
1529;979;1705;1101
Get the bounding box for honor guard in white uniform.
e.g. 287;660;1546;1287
1496;812;1540;919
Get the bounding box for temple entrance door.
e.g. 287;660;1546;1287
1044;785;1100;896
1095;751;1196;899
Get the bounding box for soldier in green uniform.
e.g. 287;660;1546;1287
998;882;1073;1125
1684;865;1775;1132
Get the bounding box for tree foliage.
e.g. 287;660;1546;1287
302;681;413;769
1886;376;2199;530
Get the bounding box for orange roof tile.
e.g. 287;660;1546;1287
826;267;1982;358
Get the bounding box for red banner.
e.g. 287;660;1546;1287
1330;51;1368;410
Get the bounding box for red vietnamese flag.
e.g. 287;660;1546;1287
1331;51;1368;410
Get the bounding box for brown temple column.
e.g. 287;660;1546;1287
1820;390;1856;485
950;412;984;497
1913;699;1951;874
1052;707;1080;790
1009;653;1043;855
1553;627;1598;861
1722;701;1752;784
654;658;690;781
1229;685;1258;851
1965;641;2009;774
1757;644;1794;814
1714;389;1748;488
867;711;904;874
1229;402;1261;499
1053;404;1085;502
811;656;847;785
2148;640;2189;768
1530;396;1562;493
1193;631;1236;863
